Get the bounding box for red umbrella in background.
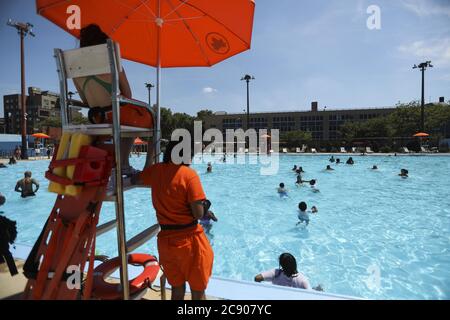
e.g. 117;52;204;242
36;0;256;154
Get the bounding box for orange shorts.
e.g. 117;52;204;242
157;225;214;291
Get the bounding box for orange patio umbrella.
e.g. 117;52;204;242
413;132;429;137
134;137;146;145
32;133;51;139
36;0;255;153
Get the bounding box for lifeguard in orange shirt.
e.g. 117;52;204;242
133;140;214;300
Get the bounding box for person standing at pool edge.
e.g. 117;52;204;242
15;171;39;198
132;140;214;300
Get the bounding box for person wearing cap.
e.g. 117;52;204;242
132;140;214;300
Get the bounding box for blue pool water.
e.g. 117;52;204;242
1;154;449;299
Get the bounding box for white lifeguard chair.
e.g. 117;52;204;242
54;40;165;300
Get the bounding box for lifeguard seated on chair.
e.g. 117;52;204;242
73;24;153;176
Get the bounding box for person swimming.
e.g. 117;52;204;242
295;174;304;186
199;199;218;234
206;162;212;173
296;202;309;226
399;169;409;178
292;165;298;172
336;158;341;164
326;165;334;171
296;202;319;226
329;156;335;163
298;166;305;173
15;171;40;198
254;253;311;290
372;165;378;170
0;193;5;214
277;183;288;197
346;157;354;165
309;179;320;193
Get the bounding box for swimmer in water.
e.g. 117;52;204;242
309;179;320;193
372;165;378;170
329;156;335;163
0;193;5;214
206;162;212;173
292;165;298;172
346;157;354;165
399;169;408;178
326;165;334;171
298;166;305;173
199;200;218;234
15;171;39;198
336;158;341;164
296;202;319;226
295;174;304;186
277;183;288;197
296;202;310;226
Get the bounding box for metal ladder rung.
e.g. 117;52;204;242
126;224;160;253
62;124;154;137
104;185;149;202
96;219;117;236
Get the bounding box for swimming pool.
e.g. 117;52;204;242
1;154;449;299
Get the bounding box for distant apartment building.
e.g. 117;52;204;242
203;102;396;142
3;87;82;134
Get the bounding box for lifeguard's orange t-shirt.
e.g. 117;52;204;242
140;163;206;226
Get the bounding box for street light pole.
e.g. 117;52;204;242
413;61;433;132
7;19;35;160
241;74;255;131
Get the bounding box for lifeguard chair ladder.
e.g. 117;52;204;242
54;39;163;300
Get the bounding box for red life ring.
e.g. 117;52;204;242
92;253;160;300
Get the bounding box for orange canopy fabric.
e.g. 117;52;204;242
32;133;51;139
413;132;429;137
36;0;255;68
134;137;146;145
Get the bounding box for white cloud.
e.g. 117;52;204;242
202;87;218;94
401;0;450;17
398;38;450;68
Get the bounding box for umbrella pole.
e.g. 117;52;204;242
155;0;162;164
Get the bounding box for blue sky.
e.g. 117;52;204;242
0;0;449;118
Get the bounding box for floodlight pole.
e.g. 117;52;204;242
413;61;433;132
145;82;155;107
7;19;35;159
240;74;255;131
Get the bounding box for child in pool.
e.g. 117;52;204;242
277;183;288;197
296;202;318;226
309;179;320;193
199;200;218;233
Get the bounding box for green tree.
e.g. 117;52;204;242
281;130;312;148
38;117;61;130
72;114;90;125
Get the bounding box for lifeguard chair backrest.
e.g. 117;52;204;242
62;43;122;79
